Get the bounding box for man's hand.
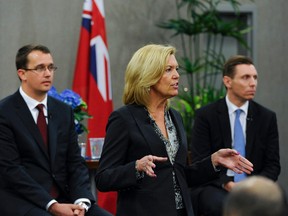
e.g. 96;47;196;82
223;181;236;192
48;202;85;216
73;208;86;216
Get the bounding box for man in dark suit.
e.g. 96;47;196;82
0;44;112;216
190;55;281;216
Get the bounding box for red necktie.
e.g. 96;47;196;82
36;104;59;198
36;104;47;147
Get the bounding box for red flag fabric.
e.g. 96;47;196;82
73;0;117;214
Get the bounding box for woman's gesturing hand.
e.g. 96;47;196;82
136;155;168;177
211;149;253;174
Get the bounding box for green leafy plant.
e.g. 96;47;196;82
158;0;252;144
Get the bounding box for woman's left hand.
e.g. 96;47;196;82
211;149;253;174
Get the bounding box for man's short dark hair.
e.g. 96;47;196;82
15;44;51;70
223;55;253;78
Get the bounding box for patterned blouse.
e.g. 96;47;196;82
146;108;184;210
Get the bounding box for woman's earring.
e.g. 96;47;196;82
147;87;150;92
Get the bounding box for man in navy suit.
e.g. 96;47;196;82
190;55;281;216
0;44;111;216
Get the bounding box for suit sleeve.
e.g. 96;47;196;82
170;108;220;187
190;109;231;187
0;113;53;208
254;111;280;180
63;107;95;202
95;110;139;192
184;156;219;187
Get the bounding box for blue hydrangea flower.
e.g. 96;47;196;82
48;86;63;101
48;86;91;134
60;89;81;110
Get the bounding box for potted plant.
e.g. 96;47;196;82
158;0;253;151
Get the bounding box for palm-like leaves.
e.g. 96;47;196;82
157;0;253;145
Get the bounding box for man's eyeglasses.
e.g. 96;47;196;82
23;65;58;73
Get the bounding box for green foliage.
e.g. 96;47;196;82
158;0;252;145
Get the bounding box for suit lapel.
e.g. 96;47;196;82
13;91;49;159
217;99;256;158
246;101;256;158
169;109;186;147
47;97;58;163
168;109;188;162
217;99;232;148
127;105;168;157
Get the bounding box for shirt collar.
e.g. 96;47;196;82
225;95;249;116
19;86;48;111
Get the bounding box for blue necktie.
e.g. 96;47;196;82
234;109;246;182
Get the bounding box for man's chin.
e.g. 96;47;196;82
41;87;51;93
246;95;255;100
43;84;52;90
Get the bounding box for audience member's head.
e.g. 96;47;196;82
223;176;287;216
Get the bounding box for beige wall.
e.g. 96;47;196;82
0;0;287;193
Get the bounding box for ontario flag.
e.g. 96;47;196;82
72;0;117;214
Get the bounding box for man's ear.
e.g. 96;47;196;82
17;69;27;81
223;76;232;89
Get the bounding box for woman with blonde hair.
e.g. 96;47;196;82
95;44;253;216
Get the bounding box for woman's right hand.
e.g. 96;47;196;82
135;155;168;177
